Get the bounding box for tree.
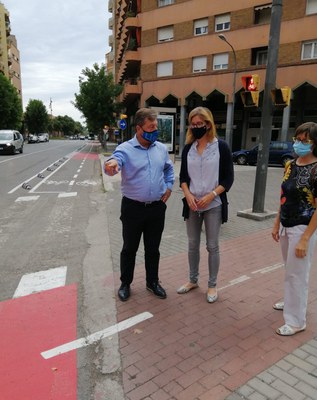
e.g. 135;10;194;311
0;73;23;129
73;63;123;133
55;115;76;136
24;99;49;134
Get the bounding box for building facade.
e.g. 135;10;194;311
0;3;22;97
108;0;317;152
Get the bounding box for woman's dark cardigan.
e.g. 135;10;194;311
179;139;234;223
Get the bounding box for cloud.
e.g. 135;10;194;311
4;0;110;122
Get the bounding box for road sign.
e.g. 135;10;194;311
118;119;127;130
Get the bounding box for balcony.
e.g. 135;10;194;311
117;50;140;83
119;78;142;103
108;16;113;30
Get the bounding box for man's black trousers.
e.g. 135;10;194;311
119;196;167;285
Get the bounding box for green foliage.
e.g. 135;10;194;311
24;99;49;134
0;73;23;129
48;115;83;136
73;63;123;133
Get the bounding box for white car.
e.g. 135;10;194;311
38;133;49;142
0;130;24;154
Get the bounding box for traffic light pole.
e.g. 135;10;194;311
252;0;283;213
218;34;236;151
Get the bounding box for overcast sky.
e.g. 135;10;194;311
4;0;110;122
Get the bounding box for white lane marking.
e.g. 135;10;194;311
15;196;40;202
218;275;251;291
251;263;284;274
8;152;74;194
13;266;67;298
30;157;74;193
41;311;154;359
76;180;98;186
58;192;77;198
73;174;78;178
69;180;75;186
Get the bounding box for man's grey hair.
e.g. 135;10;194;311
134;108;158;127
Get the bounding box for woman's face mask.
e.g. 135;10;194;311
293;141;312;157
191;125;207;139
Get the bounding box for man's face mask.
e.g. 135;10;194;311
142;129;159;143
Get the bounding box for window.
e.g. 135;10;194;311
158;26;174;42
306;0;317;14
254;4;272;24
158;0;174;6
256;50;268;65
194;18;208;36
302;40;317;60
251;47;268;65
215;14;230;32
157;61;173;77
193;56;207;73
213;53;228;70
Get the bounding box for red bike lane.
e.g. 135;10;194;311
0;284;77;400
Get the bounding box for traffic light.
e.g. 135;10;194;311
271;86;291;107
241;74;260;107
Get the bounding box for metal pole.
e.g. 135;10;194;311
252;0;283;213
218;34;236;151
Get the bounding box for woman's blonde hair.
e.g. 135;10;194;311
185;106;217;144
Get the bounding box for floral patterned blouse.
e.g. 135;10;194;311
280;160;317;227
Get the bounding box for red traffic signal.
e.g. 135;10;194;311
241;74;260;107
241;74;260;91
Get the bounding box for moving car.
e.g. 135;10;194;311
232;141;294;166
0;130;24;154
38;133;49;142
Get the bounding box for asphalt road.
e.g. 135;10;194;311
0;139;121;400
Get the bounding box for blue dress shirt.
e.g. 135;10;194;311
111;135;175;202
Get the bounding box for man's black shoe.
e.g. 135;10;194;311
118;284;130;301
146;281;167;299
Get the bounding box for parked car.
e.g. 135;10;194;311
232;141;294;166
0;129;24;154
28;134;39;143
38;133;49;142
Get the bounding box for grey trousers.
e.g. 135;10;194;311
186;205;222;288
280;224;317;328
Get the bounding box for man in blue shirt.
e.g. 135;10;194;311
104;108;175;301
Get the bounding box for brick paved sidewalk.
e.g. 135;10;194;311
103;159;317;400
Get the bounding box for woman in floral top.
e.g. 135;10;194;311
272;122;317;336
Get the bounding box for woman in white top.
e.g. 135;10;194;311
177;107;234;303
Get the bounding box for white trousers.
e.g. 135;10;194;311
279;224;317;327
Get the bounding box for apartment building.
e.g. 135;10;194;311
0;2;22;97
108;0;317;152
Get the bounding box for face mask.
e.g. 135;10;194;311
293;141;312;157
142;129;159;143
191;126;207;139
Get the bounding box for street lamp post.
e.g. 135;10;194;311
218;34;236;151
